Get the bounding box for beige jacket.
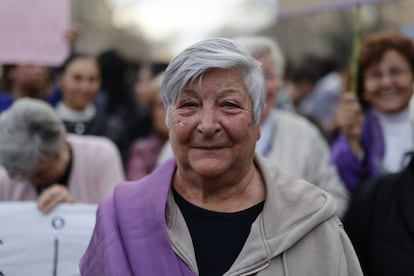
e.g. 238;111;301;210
260;109;349;217
166;156;362;276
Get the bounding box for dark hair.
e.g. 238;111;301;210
0;64;53;92
97;49;136;114
57;52;96;75
357;31;414;109
292;62;323;85
0;65;16;91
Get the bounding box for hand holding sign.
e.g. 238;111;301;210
0;202;97;276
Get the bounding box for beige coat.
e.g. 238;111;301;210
167;156;362;276
260;109;349;217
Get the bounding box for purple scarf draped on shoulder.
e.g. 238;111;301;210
80;159;196;276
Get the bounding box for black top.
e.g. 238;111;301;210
173;187;264;276
62;111;108;136
344;155;414;276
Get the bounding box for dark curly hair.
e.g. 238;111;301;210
357;31;414;110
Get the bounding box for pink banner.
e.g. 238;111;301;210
0;0;70;66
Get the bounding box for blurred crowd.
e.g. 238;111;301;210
1;23;414;275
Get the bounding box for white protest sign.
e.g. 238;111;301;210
0;202;97;276
0;0;70;66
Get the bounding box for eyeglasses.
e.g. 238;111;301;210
365;67;412;83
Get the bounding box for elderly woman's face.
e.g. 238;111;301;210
30;144;69;187
363;49;414;113
169;68;260;179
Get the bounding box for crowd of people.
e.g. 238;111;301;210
1;24;414;275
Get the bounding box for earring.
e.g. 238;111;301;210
178;121;185;128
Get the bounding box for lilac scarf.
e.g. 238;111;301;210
80;159;196;275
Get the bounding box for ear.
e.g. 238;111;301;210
255;125;261;141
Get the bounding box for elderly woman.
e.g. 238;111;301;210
235;35;349;218
80;38;362;275
332;31;414;191
0;98;124;213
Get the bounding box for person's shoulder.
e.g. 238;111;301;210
274;109;314;128
67;133;117;150
257;155;334;208
352;171;401;206
256;156;338;241
274;109;323;137
68;134;121;163
113;160;176;209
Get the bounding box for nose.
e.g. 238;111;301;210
80;79;97;93
380;73;393;87
197;106;220;136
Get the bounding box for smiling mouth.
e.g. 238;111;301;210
191;145;230;150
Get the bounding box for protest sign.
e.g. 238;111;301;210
0;0;70;65
0;202;97;276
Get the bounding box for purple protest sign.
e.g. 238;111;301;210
0;0;70;66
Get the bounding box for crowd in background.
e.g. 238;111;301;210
1;23;414;275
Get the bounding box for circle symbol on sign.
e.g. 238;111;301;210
51;216;65;230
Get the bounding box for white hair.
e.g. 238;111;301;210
0;98;66;179
161;37;266;126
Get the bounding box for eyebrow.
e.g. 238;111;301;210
182;86;245;96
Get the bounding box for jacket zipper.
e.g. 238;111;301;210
236;260;271;276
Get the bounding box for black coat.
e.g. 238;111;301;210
344;155;414;276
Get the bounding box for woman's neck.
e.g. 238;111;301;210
372;107;410;123
172;163;265;213
56;102;96;121
12;85;48;100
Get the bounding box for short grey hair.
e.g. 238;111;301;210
234;35;285;82
161;37;265;126
0;98;66;179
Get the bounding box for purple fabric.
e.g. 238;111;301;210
332;110;384;191
80;159;196;276
126;133;166;181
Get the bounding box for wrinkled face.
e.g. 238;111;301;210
257;53;279;122
60;58;100;111
363;49;414;114
169;68;260;180
30;146;69;187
